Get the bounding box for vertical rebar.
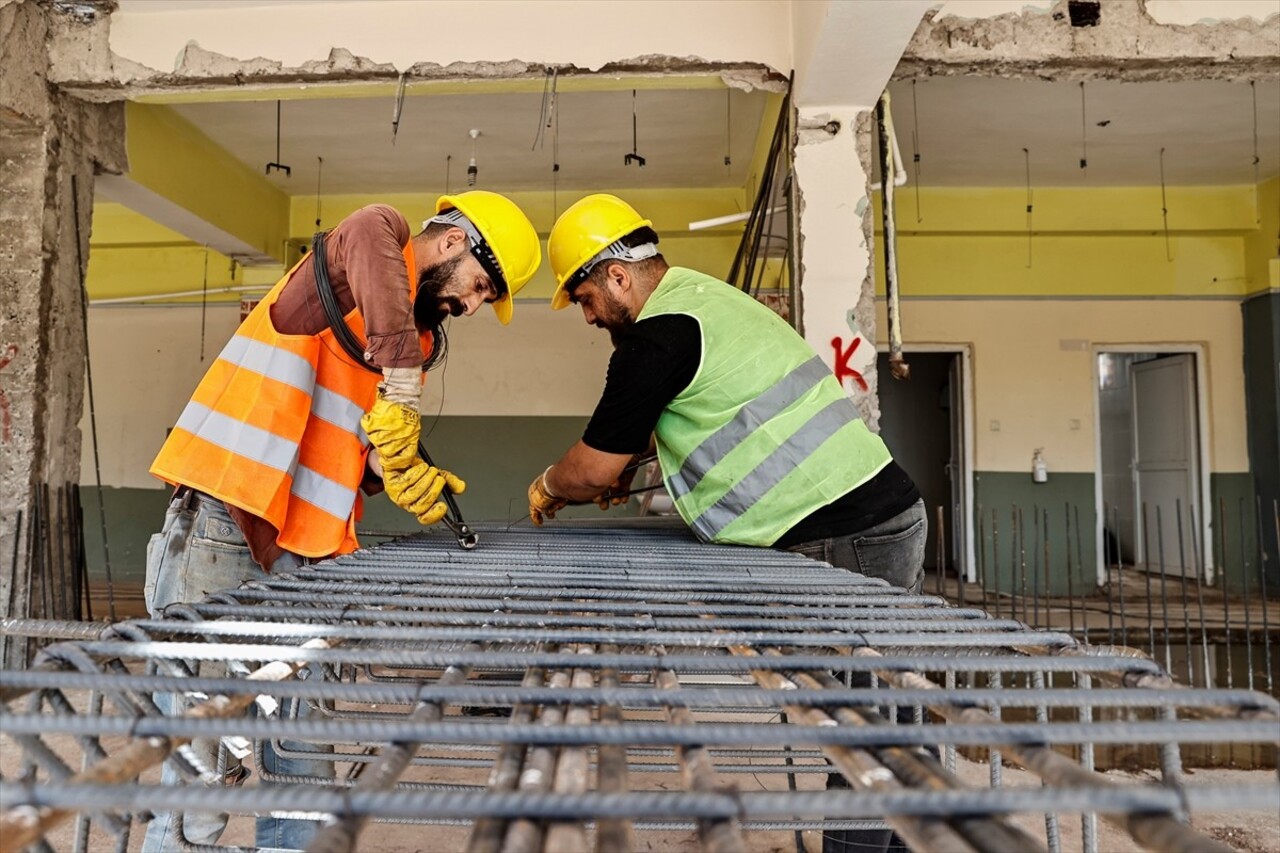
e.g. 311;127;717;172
1032;504;1042;629
1105;504;1115;646
71;690;103;853
1238;498;1256;692
467;665;549;853
1157;705;1186;808
978;507;990;617
991;508;1001;620
1190;503;1211;689
1077;672;1098;853
935;504;945;597
596;644;633;853
1065;503;1076;639
502;668;573;853
1219;496;1234;688
656;667;743;853
1156;505;1174;675
1042;507;1051;633
1175;500;1194;685
1141;503;1157;660
1031;669;1061;853
1256;496;1274;696
1113;505;1126;649
943;670;956;774
1074;503;1086;643
1018;505;1029;626
987;671;1003;788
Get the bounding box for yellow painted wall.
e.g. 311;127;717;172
1243;175;1280;294
873;185;1257;298
124;103;291;262
289;188;749;302
864;184;1261;475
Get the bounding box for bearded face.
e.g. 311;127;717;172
413;254;469;330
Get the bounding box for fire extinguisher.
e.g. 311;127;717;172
1032;448;1048;483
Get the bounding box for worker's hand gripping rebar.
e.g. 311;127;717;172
418;441;478;549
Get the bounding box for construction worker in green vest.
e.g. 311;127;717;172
527;193;927;853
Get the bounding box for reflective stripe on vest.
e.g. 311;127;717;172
151;237;429;558
640;267;893;547
219;334;316;392
687;396;861;541
664;354;830;502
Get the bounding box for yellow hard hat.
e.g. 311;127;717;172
435;191;541;325
548;194;652;311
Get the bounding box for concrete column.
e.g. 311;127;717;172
792;106;881;430
1;0;124;655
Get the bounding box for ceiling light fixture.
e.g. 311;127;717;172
468;129;481;187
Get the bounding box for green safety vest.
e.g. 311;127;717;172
640;267;892;546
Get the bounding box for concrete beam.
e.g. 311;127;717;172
47;0;791;100
113;102;288;265
792;0;934;108
897;0;1280;82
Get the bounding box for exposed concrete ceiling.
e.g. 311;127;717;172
882;77;1280;186
168;85;772;196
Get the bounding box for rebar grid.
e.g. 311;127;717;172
1;525;1277;853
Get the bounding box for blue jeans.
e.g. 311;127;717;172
141;490;334;853
783;498;927;853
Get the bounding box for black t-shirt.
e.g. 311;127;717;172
582;314;920;544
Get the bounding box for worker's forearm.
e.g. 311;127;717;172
545;441;630;501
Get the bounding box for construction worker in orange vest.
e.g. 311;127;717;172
142;192;540;853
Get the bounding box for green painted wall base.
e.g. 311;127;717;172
81;417;639;586
973;472;1097;597
76;422;1275;602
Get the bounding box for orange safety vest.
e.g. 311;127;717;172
151;243;431;558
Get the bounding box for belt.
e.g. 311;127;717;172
173;485;220;510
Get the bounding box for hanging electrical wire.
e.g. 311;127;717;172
199;249;209;362
1023;148;1033;269
552;77;561;220
1079;82;1088;172
314;156;324;229
532;67;558;151
1159;147;1172;262
911;79;923;222
1250;81;1261;224
624;89;645;168
724;88;732;169
392;72;407;145
265;100;290;176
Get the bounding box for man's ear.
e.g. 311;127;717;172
441;226;468;255
609;262;632;295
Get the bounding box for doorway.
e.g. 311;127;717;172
876;349;973;580
1095;349;1211;582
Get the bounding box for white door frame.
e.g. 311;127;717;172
876;343;977;581
1091;344;1214;585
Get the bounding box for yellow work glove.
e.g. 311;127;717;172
383;460;466;526
528;467;568;526
361;395;421;472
